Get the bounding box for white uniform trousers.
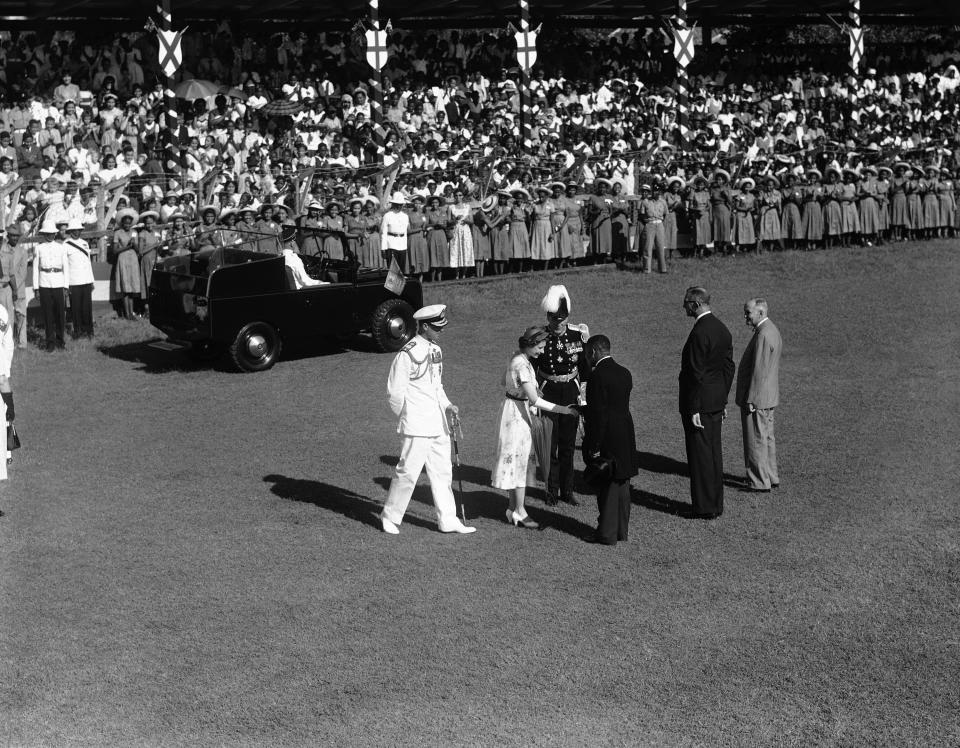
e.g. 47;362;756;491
382;433;457;529
741;407;779;490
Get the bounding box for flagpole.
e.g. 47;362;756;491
157;0;181;190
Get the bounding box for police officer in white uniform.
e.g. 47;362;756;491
380;304;476;535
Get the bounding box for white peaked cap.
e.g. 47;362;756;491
541;284;571;315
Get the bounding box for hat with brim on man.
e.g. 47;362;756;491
414;304;448;328
66;217;84;231
389;191;407;205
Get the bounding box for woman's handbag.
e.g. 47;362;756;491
7;422;20;451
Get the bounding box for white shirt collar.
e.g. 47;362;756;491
756;317;768;328
695;310;712;321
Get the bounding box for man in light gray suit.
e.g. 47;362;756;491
735;298;782;492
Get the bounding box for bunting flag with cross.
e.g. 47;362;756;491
515;28;538;72
848;26;864;74
673;27;695;69
156;27;187;78
365;27;389;70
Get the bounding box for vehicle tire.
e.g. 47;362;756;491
229;322;282;372
188;340;222;362
371;298;416;353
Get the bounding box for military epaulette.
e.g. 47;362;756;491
402;338;429;366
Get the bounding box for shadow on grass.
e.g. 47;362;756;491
637;450;746;488
632;487;696;518
262;473;435;531
375;456;594;538
96;333;384;373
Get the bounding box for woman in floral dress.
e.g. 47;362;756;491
447;189;474;279
491;326;579;529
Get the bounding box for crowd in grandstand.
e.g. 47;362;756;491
1;24;960;323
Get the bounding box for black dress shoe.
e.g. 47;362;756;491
561;495;579;506
693;512;721;520
739;486;771;493
771;483;780;489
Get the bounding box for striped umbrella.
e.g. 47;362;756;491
259;99;304;117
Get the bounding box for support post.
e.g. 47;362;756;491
848;0;863;76
367;0;387;161
518;0;533;153
675;0;690;150
158;0;181;190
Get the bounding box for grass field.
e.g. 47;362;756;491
2;242;959;746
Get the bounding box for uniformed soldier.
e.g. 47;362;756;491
380;304;477;535
534;285;590;505
639;181;669;273
64;217;95;338
33;217;71;351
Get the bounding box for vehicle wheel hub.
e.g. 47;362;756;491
387;316;406;339
247;334;267;357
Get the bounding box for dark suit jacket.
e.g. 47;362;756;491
679;312;735;416
582;356;638;481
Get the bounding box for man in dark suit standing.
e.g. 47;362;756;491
679;287;735;519
735;297;782;492
582;334;638;544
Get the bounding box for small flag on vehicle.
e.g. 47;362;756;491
384;257;406;294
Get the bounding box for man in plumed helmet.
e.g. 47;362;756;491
533;285;590;505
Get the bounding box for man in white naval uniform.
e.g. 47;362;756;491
380;304;476;535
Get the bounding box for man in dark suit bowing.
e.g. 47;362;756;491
679;287;735;519
582;334;638;544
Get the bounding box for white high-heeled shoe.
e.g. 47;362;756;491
506;510;539;529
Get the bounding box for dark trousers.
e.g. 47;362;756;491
39;286;66;350
682;410;725;516
596;478;631;544
384;248;407;272
69;283;94;338
542;379;580;499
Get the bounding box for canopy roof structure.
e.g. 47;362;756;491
8;0;957;29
